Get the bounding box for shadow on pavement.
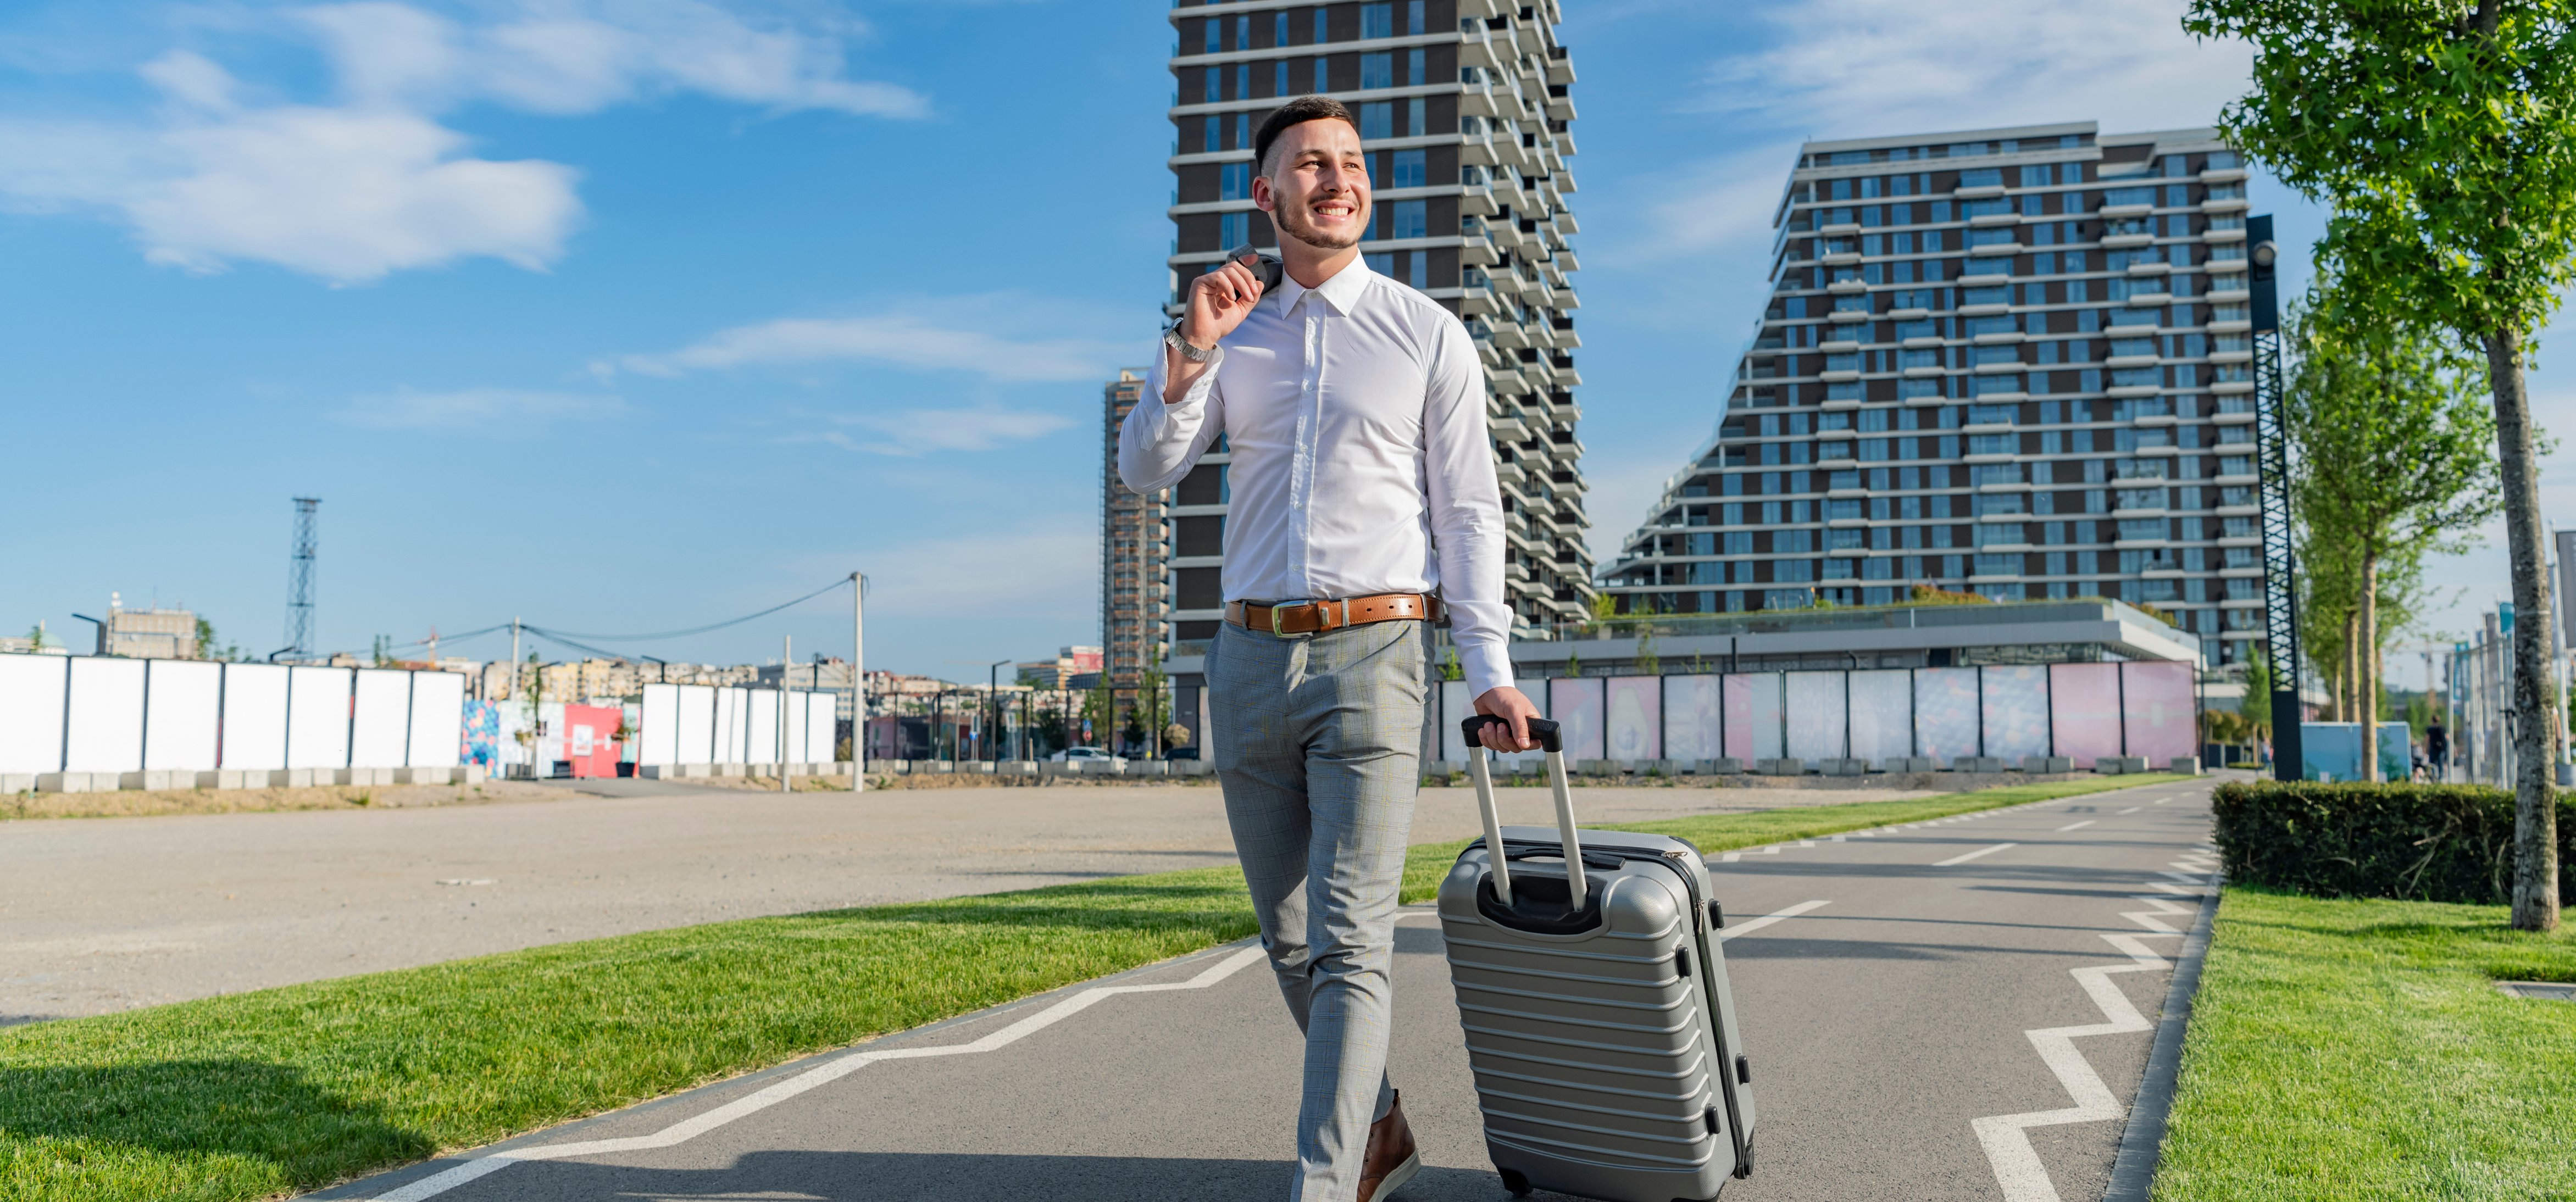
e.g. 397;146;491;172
452;1149;1555;1201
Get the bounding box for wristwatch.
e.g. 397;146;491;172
1163;321;1217;363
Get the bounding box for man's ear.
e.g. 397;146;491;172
1251;171;1274;214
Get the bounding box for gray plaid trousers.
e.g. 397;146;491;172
1207;617;1428;1202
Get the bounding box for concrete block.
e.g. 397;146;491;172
2096;755;2148;775
2168;757;2201;776
2022;756;2073;775
197;769;252;789
1574;758;1620;776
1132;761;1169;777
117;770;176;791
1078;759;1126;776
38;772;103;793
1755;758;1806;776
462;763;488;784
267;769;319;788
1820;758;1868;776
1953;756;2009;773
1;773;33;793
639;764;675;780
1178;759;1214;776
1696;757;1747;775
1423;760;1461;778
958;761;995;775
925;761;954;774
1882;756;1936;773
336;767;395;787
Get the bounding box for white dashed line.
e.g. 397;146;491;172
1933;842;2018;867
2116;806;2140;815
1716;899;1831;942
2057;820;2096;832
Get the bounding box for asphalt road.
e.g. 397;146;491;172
1;778;1933;1023
323;775;2219;1202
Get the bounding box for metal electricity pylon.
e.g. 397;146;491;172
286;497;319;662
2248;215;2302;781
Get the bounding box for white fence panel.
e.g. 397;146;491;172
1662;674;1722;762
748;691;780;764
144;660;223;772
1437;678;1474;764
678;685;715;764
351;669;412;769
287;666;353;770
807;692;836;761
65;657;147;773
782;692;809;762
640;684;679;765
0;653;68;773
221;664;289;771
714;687;745;761
408;671;464;767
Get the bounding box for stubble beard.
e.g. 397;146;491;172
1274;190;1365;252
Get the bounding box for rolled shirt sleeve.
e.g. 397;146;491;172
1419;315;1515;700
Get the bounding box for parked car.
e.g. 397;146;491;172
1166;747;1200;760
1050;746;1113;763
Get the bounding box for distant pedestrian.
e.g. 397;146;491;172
1121;94;1537;1202
2427;721;2450;782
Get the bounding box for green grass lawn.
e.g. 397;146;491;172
0;772;2187;1202
2153;887;2576;1201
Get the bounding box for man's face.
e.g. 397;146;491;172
1256;119;1370;251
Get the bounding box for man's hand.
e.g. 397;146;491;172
1473;686;1541;753
1163;254;1265;404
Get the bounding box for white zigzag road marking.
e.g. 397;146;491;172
1969;880;2212;1202
360;946;1270;1201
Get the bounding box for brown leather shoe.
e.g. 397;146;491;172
1357;1089;1422;1202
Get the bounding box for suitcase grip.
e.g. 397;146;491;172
1459;716;1586;909
1459;714;1561;752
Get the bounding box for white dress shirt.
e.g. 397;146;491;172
1120;256;1515;699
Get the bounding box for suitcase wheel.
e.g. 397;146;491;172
1498;1167;1533;1197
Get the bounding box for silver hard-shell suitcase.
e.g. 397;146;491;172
1439;715;1757;1201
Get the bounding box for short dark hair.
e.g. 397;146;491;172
1254;96;1361;179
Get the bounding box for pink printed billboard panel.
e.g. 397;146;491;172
2048;663;2124;768
2122;661;2197;763
1724;673;1784;761
1847;670;1913;763
1981;665;2052;761
1605;675;1661;762
1547;676;1606;762
1914;668;1981;763
1664;675;1721;761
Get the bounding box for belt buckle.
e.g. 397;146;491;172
1271;604;1291;636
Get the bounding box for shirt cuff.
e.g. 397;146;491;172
1155;343;1225;409
1459;644;1515;704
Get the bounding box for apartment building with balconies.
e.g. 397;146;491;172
1598;122;2262;665
1161;0;1591;642
1101;369;1170;714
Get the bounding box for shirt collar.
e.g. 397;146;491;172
1273;253;1373;316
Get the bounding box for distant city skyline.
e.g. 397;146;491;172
0;1;2560;675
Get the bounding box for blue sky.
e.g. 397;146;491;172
0;1;2558;679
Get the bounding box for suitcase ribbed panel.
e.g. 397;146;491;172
1439;855;1733;1195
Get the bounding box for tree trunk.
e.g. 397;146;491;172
2485;327;2560;932
2344;610;2361;725
2361;557;2378;780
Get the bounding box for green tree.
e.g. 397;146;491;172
2285;285;2502;775
2186;0;2574;927
2239;645;2274;736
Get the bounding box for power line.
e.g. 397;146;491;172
537;577;853;641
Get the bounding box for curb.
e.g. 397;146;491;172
2100;869;2224;1202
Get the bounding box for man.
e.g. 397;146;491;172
1120;94;1542;1201
2427;719;2450;782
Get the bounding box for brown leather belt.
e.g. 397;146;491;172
1225;593;1442;636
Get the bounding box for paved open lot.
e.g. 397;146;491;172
1;778;1937;1023
324;776;2216;1202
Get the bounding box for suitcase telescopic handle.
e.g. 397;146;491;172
1459;715;1586;909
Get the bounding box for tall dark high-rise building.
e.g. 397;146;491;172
1101;368;1167;734
1159;0;1590;644
1598;123;2263;665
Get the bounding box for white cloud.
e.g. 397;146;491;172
813;404;1075;457
1697;0;2253;136
333;386;626;429
617;306;1131;383
0;2;924;282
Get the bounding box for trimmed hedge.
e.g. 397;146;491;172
2212;781;2575;904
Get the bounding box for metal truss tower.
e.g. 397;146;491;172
286;497;319;661
2248;215;2302;781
